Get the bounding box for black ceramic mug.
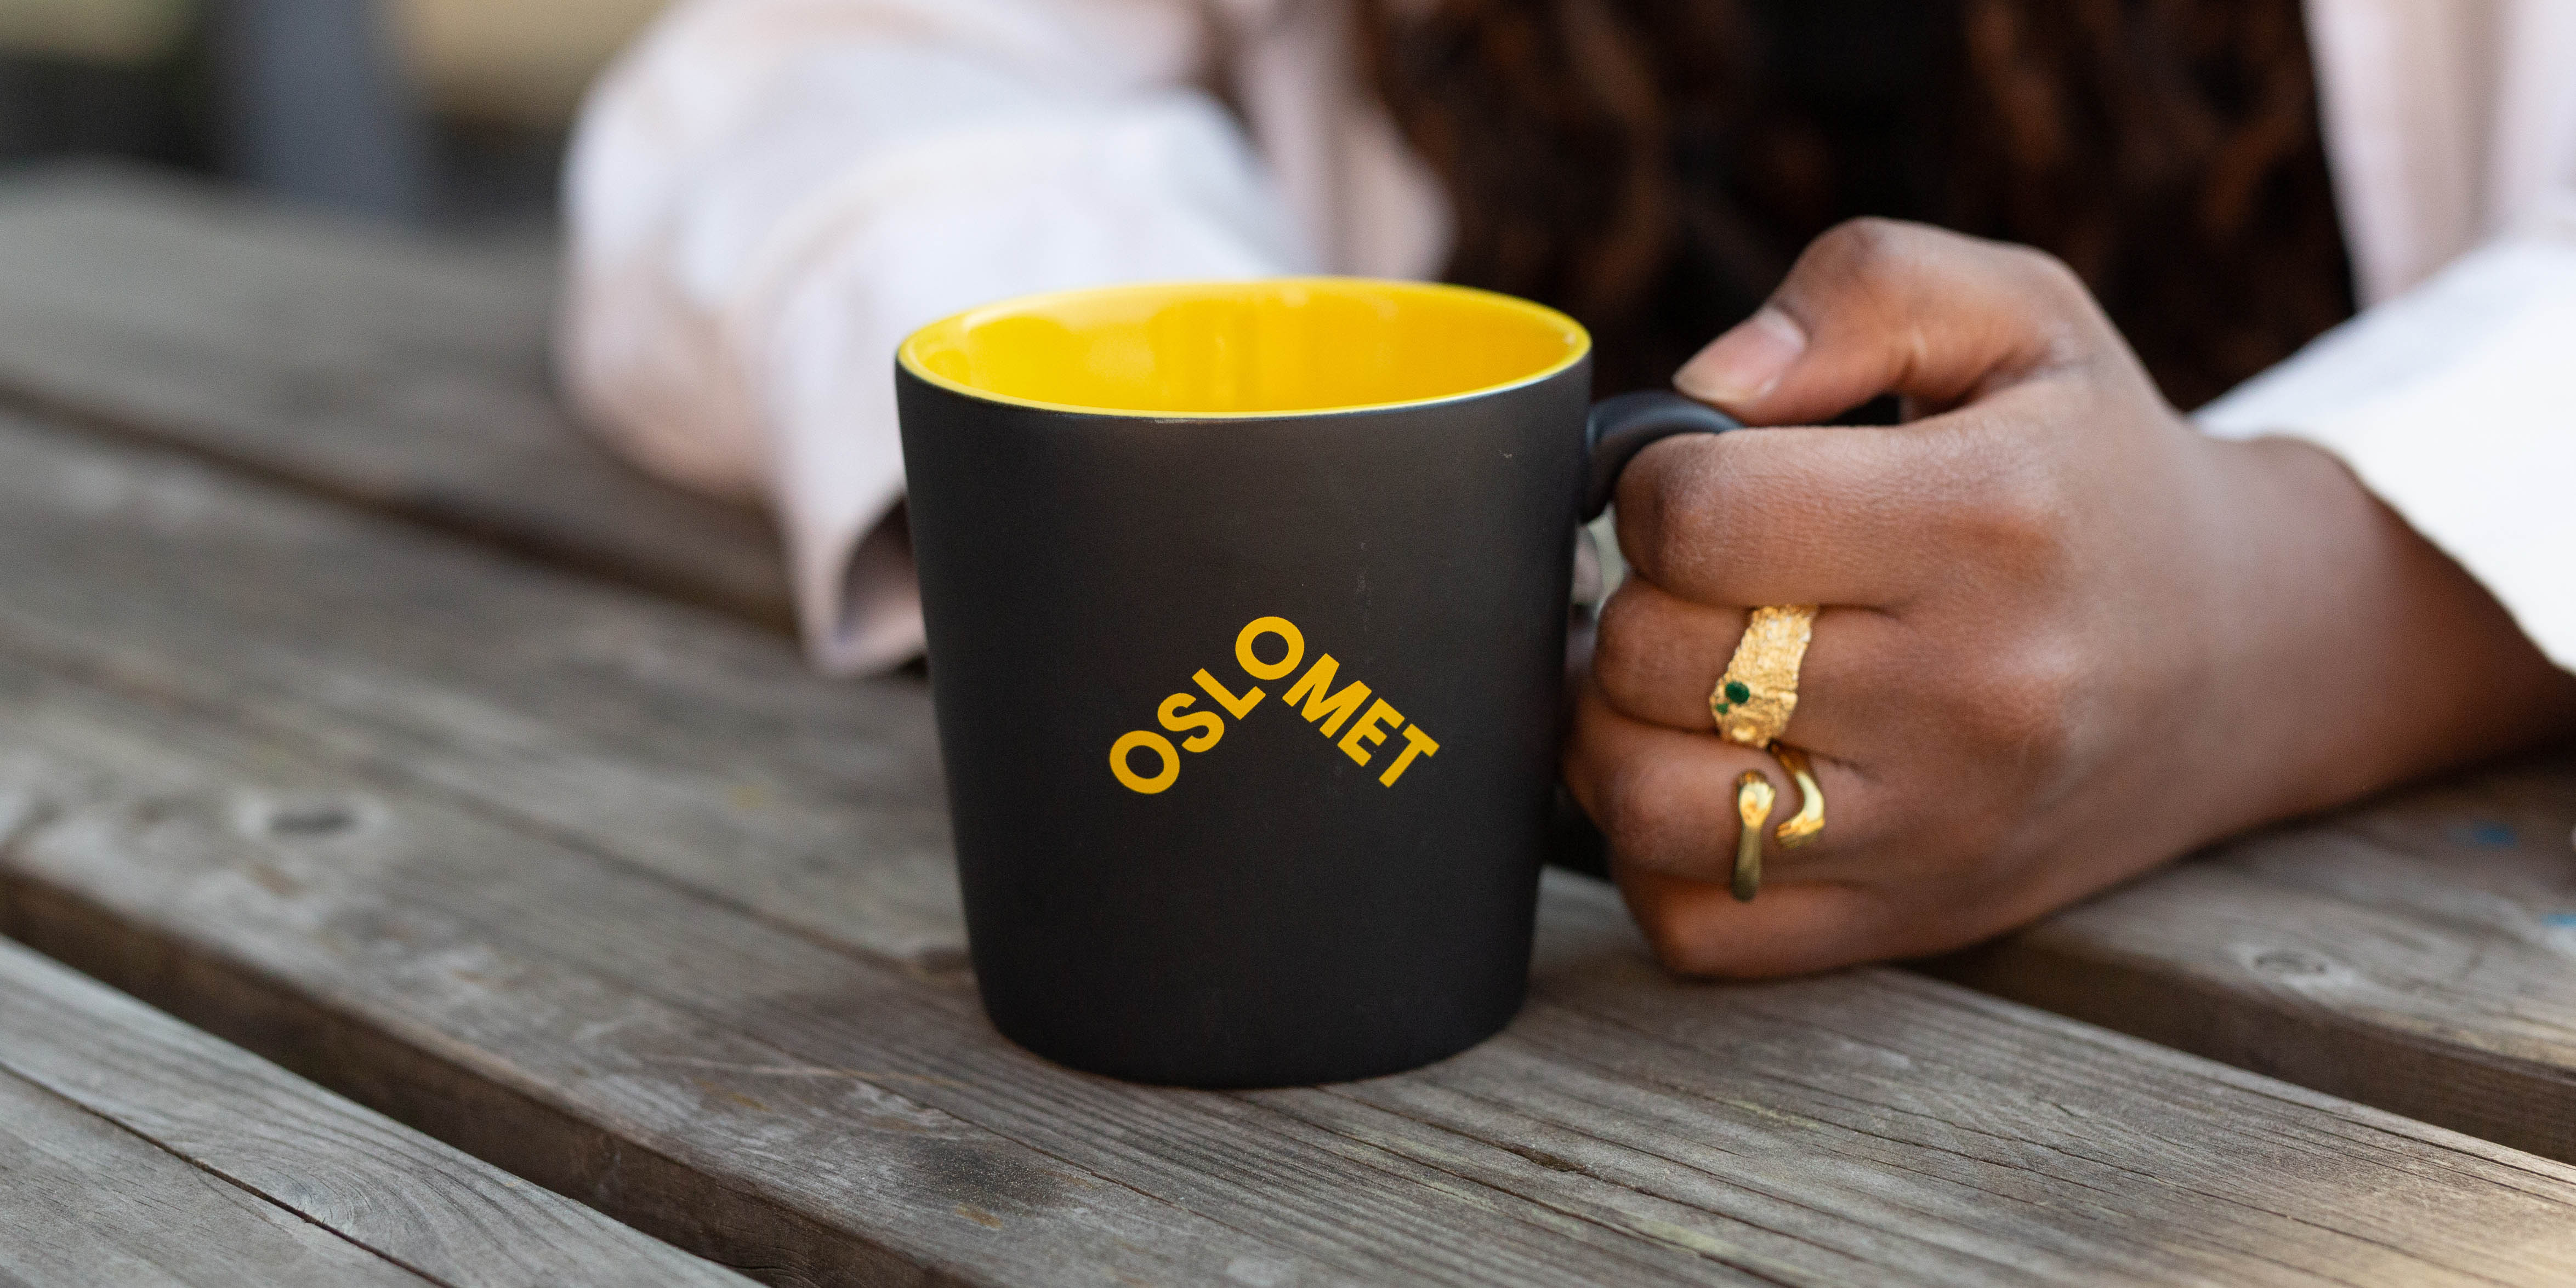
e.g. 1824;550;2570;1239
896;278;1738;1087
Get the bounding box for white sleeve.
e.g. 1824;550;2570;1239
2198;209;2576;670
558;0;1313;673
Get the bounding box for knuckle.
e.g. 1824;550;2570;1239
1634;905;1723;976
1636;464;1699;576
1995;244;2116;354
1626;448;1728;586
1952;457;2073;570
1801;218;1934;308
2016;648;2086;763
1594;759;1671;859
1953;642;2082;767
1596;757;1729;885
1812;216;1924;275
1590;590;1661;690
2000;241;2087;298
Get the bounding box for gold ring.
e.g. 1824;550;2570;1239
1732;771;1773;902
1770;744;1824;848
1711;605;1817;748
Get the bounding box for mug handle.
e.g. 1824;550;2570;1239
1583;390;1744;519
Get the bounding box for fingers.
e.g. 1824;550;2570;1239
1570;673;1986;979
1563;675;1890;888
1674;218;2131;426
1611;867;1904;978
1622;221;2130;612
1614;378;2079;609
1591;580;1908;753
1612;420;1931;608
1568;218;2173;981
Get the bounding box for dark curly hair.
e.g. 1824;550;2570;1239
1356;0;2353;409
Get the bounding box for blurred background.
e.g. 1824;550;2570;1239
0;0;663;228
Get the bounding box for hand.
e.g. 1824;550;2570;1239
1565;219;2576;977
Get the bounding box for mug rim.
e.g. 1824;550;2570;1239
897;276;1593;420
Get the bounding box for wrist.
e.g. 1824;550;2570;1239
2201;435;2576;827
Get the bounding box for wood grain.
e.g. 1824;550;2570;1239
5;414;2576;1283
0;938;757;1287
0;165;793;631
0;404;960;965
1939;758;2576;1163
0;1067;435;1288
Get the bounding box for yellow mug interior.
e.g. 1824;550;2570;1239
899;278;1590;417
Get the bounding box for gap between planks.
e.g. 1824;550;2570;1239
0;936;758;1288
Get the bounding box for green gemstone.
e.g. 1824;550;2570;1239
1714;703;1730;714
1724;681;1752;705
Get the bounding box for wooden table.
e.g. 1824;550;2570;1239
0;937;754;1286
5;164;2576;1286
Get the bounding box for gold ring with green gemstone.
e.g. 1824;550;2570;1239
1712;605;1817;748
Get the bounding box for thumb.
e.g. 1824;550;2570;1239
1675;218;2117;425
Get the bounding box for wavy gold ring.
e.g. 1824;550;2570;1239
1770;744;1824;849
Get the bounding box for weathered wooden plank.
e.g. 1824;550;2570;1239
1527;929;2576;1285
1940;759;2576;1164
0;407;960;965
0;1066;435;1288
5;415;2576;1283
0;936;758;1288
1267;884;2576;1287
0;164;793;631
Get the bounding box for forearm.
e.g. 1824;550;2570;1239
2215;434;2576;830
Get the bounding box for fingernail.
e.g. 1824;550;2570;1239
1675;307;1806;408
